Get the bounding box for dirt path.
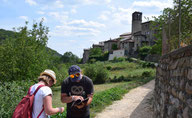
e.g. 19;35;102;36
95;80;155;118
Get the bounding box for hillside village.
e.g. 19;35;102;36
82;11;158;63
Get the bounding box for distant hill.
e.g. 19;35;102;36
0;28;62;57
0;29;18;42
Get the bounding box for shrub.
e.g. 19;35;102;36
0;80;33;118
84;63;109;84
106;66;112;70
142;71;152;77
138;46;152;60
111;57;126;63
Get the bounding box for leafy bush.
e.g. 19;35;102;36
0;21;52;82
138;46;152;60
111;57;126;63
0;81;33;118
106;66;112;70
142;71;152;77
84;63;109;84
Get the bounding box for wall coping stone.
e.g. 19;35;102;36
160;45;192;60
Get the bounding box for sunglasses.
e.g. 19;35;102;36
70;73;80;78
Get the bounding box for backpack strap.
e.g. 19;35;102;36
37;107;44;118
33;85;45;95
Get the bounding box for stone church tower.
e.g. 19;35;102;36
131;11;142;34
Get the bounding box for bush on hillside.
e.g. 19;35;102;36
0;81;33;118
111;57;126;63
142;71;152;77
84;63;109;84
138;46;152;60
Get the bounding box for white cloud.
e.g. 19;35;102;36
54;0;64;8
98;11;110;21
19;16;28;21
48;12;69;24
50;24;100;37
133;0;173;10
40;0;64;10
68;19;105;28
25;0;37;6
37;11;45;15
71;8;77;14
99;7;135;25
80;0;112;5
105;0;111;3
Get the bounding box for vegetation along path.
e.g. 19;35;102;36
95;79;154;118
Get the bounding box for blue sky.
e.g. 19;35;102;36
0;0;173;57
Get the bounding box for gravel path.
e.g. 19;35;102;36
95;80;155;118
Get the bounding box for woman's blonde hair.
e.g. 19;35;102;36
38;75;53;85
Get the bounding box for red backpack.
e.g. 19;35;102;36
12;85;45;118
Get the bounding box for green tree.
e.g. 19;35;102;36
0;21;51;81
152;0;192;51
150;39;162;55
138;46;152;60
112;44;118;50
61;51;79;64
89;48;102;57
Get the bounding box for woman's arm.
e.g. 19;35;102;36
43;94;64;115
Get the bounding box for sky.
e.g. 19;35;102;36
0;0;173;58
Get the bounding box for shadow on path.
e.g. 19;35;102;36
130;90;154;118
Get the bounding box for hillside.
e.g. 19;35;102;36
0;28;62;57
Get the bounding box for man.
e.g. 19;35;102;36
61;65;94;118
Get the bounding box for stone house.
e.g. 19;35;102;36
82;11;158;63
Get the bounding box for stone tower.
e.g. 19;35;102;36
132;11;142;34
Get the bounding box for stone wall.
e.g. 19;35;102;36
153;45;192;118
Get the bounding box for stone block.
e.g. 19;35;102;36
179;91;185;102
185;82;192;94
169;60;178;70
180;79;185;90
177;114;182;118
187;69;192;80
187;99;192;109
183;107;189;118
172;88;177;97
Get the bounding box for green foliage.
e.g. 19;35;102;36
89;50;109;62
150;39;162;55
152;0;192;51
0;81;33;118
61;51;79;64
111;57;126;62
88;48;109;62
111;44;118;50
0;29;18;43
89;48;102;57
142;71;152;77
84;63;109;84
0;21;52;81
138;46;152;60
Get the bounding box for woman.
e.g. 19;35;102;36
30;69;64;118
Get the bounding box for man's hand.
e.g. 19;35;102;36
75;102;86;109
